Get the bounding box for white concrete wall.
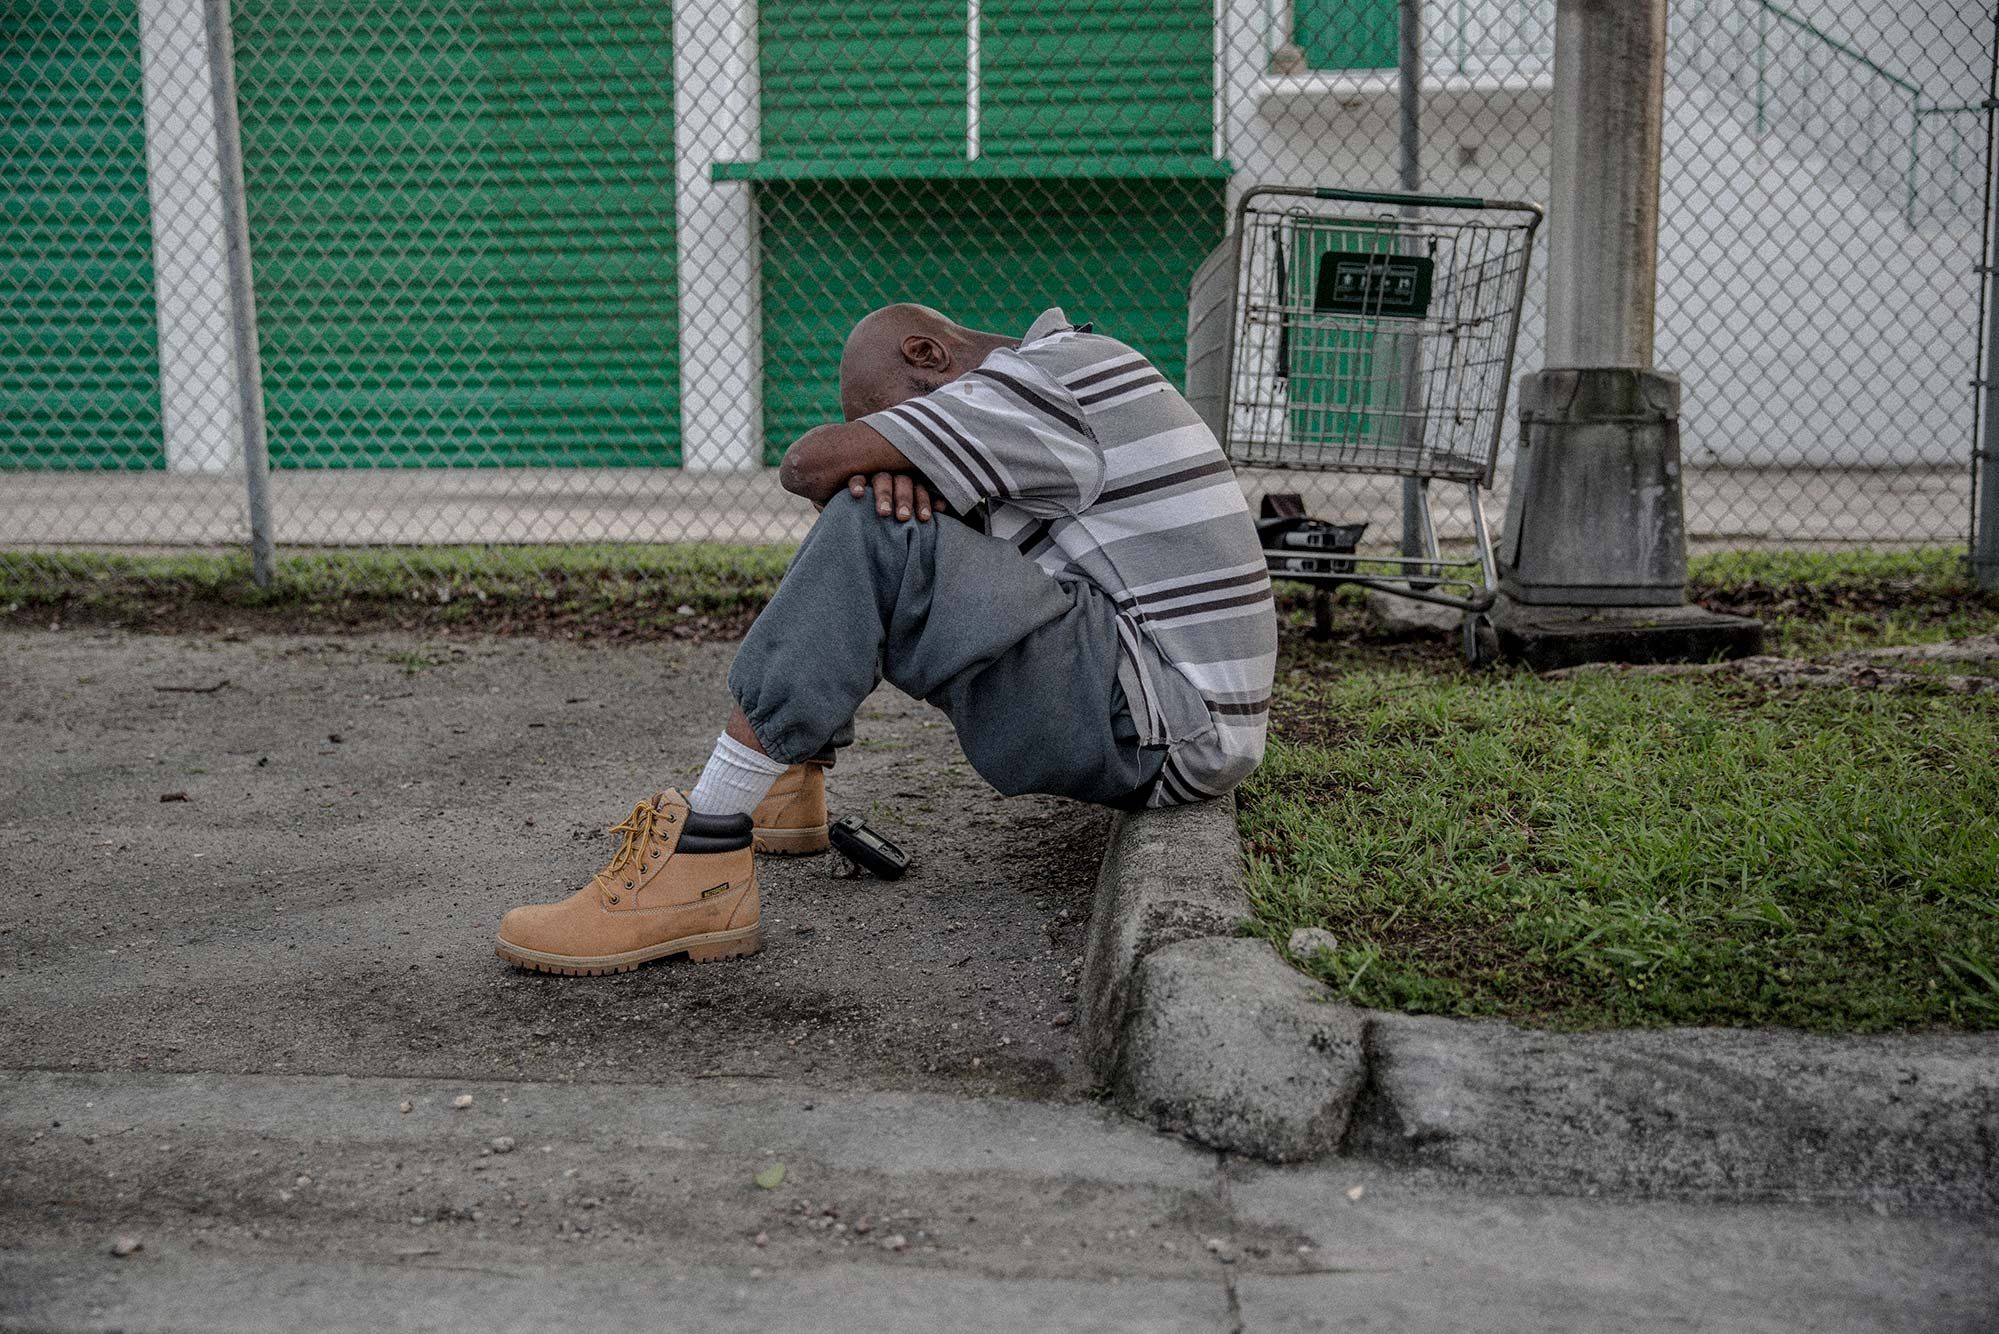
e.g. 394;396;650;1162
1773;0;1984;101
1656;84;1975;467
673;0;764;472
136;0;238;474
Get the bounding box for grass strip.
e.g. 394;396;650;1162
1;544;796;637
1242;668;1999;1031
7;541;1991;650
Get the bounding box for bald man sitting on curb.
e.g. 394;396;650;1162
495;305;1278;976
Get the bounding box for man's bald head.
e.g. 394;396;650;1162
838;303;1015;421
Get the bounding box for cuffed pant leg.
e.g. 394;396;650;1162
931;576;1166;805
727;492;1077;764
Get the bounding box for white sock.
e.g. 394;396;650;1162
688;732;788;816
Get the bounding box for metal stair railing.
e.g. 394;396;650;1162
1686;0;1980;229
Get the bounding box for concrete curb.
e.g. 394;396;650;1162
1110;936;1367;1162
1076;794;1247;1080
1079;802;1999;1210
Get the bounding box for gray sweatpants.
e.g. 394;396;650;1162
728;490;1165;809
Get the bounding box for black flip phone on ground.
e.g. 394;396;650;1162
829;815;909;880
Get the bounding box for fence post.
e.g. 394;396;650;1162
1974;49;1999;590
202;0;274;588
1396;0;1424;561
1979;190;1999;590
1754;3;1767;138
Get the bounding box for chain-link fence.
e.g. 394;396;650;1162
1;0;1991;584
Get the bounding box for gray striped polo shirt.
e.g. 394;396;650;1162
862;307;1277;806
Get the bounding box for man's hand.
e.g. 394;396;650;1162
849;472;943;523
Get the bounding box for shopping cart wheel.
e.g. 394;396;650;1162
1462;613;1499;668
1311;588;1334;640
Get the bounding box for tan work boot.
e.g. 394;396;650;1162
495;789;760;976
751;761;830;855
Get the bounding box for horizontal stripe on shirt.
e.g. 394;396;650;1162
1095;457;1236;505
1077;372;1169;407
971;367;1090;436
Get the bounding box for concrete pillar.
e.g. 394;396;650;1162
1493;0;1760;667
137;0;238;474
673;0;762;472
1541;0;1663;370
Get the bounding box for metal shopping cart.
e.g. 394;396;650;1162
1187;186;1543;664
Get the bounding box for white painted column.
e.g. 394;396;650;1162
1216;0;1285;447
674;0;763;472
136;0;238;473
1218;0;1276;211
966;0;981;161
1542;0;1666;368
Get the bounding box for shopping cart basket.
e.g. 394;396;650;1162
1187;186;1542;663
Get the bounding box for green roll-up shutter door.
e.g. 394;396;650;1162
1;0;163;469
486;6;678;468
234;2;677;468
980;0;1213;158
758;181;1223;461
759;0;965;164
234;8;487;467
754;0;1223;460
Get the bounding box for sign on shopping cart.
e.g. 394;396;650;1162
1314;252;1433;319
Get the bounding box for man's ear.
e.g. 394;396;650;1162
901;334;951;373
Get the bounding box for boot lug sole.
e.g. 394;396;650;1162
494;923;763;976
753;824;830;856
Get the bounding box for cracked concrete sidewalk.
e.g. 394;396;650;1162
5;1069;1994;1334
1;626;1994;1332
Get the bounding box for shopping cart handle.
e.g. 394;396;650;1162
1312;186;1488;210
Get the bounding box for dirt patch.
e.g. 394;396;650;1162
5;589;766;645
0;627;1108;1097
1269;589;1470;679
1691;574;1959;622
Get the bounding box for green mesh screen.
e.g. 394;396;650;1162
0;0;162;470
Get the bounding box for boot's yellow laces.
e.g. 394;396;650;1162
602;799;673;883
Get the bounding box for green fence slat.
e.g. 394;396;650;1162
234;0;680;468
0;0;164;471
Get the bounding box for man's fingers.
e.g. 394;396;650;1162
849;470;934;522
